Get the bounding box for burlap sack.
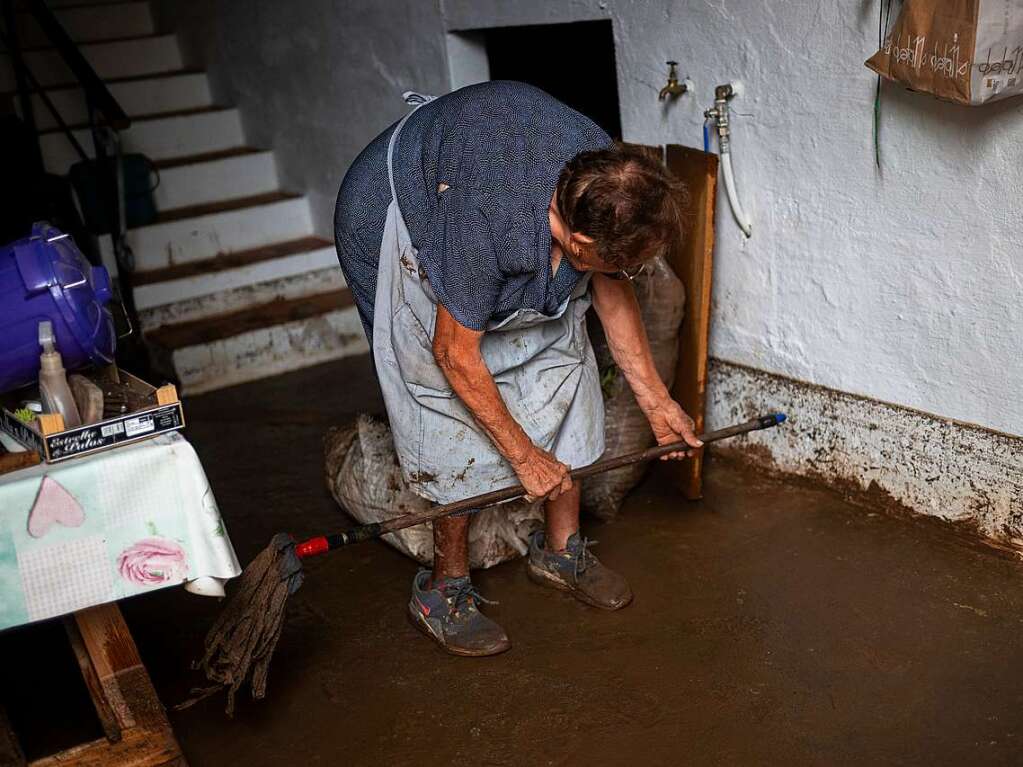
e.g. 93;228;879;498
324;415;543;569
866;0;1023;105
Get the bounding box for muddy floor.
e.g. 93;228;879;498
4;357;1023;765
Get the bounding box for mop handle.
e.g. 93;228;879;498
296;413;786;558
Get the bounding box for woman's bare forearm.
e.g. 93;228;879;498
591;273;670;411
432;305;532;464
433;304;574;499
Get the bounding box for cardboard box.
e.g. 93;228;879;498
0;371;185;463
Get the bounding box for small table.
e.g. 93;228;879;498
0;433;240;765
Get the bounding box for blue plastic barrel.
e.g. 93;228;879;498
0;222;116;394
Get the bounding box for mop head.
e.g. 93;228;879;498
193;533;305;716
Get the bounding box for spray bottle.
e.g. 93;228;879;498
38;321;82;429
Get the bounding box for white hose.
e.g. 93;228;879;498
720;150;752;238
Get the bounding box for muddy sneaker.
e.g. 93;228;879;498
527;531;633;611
408;570;511;657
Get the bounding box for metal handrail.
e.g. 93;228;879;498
0;25;88;161
20;0;130;130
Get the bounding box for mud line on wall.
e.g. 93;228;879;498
705;358;1023;555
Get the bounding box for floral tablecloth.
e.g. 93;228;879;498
0;432;240;631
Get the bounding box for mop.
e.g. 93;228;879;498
191;413;786;715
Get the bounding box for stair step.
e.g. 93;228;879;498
147;291;367;395
4;66;206;95
28;71;212;130
15;1;155;48
40;106;244;175
23;0;143;9
153;146;264;170
134;239;341;326
0;34;183;91
137;262;344;330
42;66;206;90
134;236;332;285
0;34;182;91
153;191;299;224
134;239;340;324
148;290;355;349
12;31;161;54
39;104;225;134
153;148;279;211
100;193;314;271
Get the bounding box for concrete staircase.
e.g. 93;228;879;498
4;0;366;394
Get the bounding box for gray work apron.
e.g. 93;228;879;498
372;92;604;504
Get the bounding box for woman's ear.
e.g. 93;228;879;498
569;232;596;258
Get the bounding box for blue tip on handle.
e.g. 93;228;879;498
774;413;787;424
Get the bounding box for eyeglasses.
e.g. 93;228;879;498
611;263;648;282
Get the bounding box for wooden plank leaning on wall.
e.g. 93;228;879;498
626;143;718;500
664;145;718;500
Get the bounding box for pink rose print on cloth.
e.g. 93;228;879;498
117;538;188;587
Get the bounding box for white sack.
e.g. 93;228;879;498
324;415;543;569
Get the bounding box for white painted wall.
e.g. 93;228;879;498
610;1;1023;439
164;0;1023;437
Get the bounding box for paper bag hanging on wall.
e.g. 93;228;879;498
866;0;1023;105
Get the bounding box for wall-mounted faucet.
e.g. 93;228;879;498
703;83;744;141
658;61;690;101
704;82;752;238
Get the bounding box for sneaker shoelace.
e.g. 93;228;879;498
569;537;598;583
443;579;496;617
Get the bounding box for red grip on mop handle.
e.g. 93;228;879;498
295;525;384;559
295;537;329;558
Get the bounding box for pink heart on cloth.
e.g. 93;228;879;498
27;476;86;538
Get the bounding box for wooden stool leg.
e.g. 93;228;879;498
72;603;159;732
29;604;187;767
0;703;27;767
64;616;123;743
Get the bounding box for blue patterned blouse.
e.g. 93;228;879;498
334;80;612;338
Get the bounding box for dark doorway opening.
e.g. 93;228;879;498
482;20;622;140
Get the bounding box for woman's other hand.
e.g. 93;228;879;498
643;396;703;460
591;274;701;462
510;444;573;501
